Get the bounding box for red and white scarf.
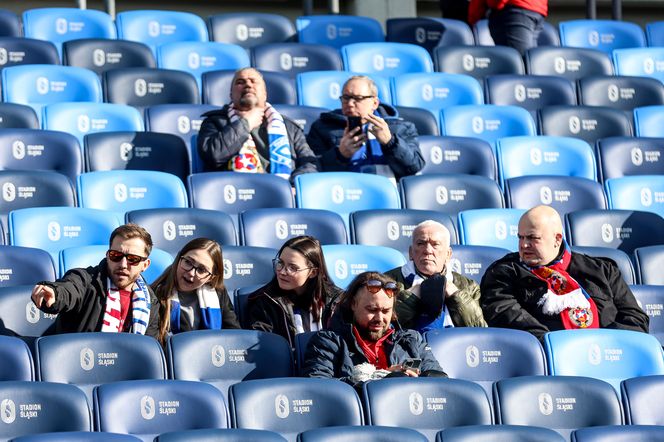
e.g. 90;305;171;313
101;277;151;334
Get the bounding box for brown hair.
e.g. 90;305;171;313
336;271;398;322
109;223;153;256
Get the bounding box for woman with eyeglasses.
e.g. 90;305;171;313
149;238;240;346
246;235;342;348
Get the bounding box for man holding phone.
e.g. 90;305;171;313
307;75;424;180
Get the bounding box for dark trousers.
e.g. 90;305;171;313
489;6;545;55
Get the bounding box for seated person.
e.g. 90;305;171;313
306;75;424;180
247;235;342;348
149;238;240;346
481;205;649;342
197;67;318;184
302;271;447;387
386;220;486;332
31;224;157;336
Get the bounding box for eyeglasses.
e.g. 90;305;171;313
179;256;213;279
340;94;375;103
273;259;315;276
364;279;398;297
106;250;147;266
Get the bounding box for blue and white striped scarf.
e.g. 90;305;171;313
169;285;221;333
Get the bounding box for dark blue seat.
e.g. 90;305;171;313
63;39;156;75
458;208;526;250
12;432;143;442
485;74;576;112
299;425;429;442
394;105;440;135
448;244;511;284
0;103;39;129
0;285;57;339
273;104;329;135
571;425;664;442
0;9;20;37
578;76;664;111
646;21;664;46
437;424;565;442
419;136;496;179
207;12;296;49
621;375;664;425
630;285;664;346
525;47;614;80
0;245;56;288
251;43;343;78
0;37;59;67
386;17;474;53
571;245;636;285
634;245;664;285
433;45;524;82
157;428;287;442
296;15;384;49
202;69;296;106
596;136;664;183
538;105;633;146
0;335;34;381
221;246;277;293
103;67;200;108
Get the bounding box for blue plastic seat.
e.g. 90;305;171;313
221;246;277;293
418;136;496;179
485;74;577;112
605;175;664;218
458;208;526;250
63;39;156;75
103;67;200;108
0;9;20;37
448;244;511;284
571;425;664;442
433;45;524;82
395;105;440;136
273;104;329;135
300;425;429;442
0;335;34;381
633;105;664;137
322;244;406;289
251;43;343;78
578;75;664;110
296;15;384;49
12;432;143;442
203;69;296;106
559;19;646;53
570;245;636;285
525;47;614;80
438;425;565;442
646;21;664;46
0;285;58;338
630;285;664;346
296;70;392;109
157;428;287;442
621;375;664;425
634;245;664;285
538;105;633;145
596;136;664;183
207;12;296;49
0;245;56;288
0;103;39;129
386;17;474;53
342;42;434;75
0;37;59;67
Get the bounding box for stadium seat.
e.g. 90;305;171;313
363;377;492;440
251;43;343;78
322;244;407;289
448;244;511;284
621;375;664;425
633;105;664;137
484;75;577;112
605;175;664;218
394;105;440;136
634;245;664;285
399;174;504;216
221;246;277;293
493;375;623;440
0;103;39;129
538;105;633;145
157;428;287;442
544;329;664;392
341;42;434;75
203;69;296;106
630;285;664;346
63;39;156;75
565;209;664;255
0;381;91;440
228;378;363;439
207;12;296;49
0;128;81;183
0;284;58;339
433;45;524;82
613;48;664;84
458;208;526;250
22;7;116;54
168;329;293;394
0;245;56;289
299;425;429;442
296;15;384;49
505;175;607;217
292;330;316;376
0;335;34;381
596;136;664;183
558;19;646;53
157;41;250;89
495;135;597;187
646;21;664;46
126;208;237;255
84;131;190;182
12;432;143;442
386;17;474;53
425;328;546;401
94;379;228;439
418;136;496;179
525;47;614;80
571;425;664;442
578;75;664;110
438;425;565;442
233;285;263;329
570;245;636;285
36;332;167;401
296;70;392;109
350;208;457;257
473;19;560;46
103;67;200;108
239;208;347;248
0;8;20;37
41;102;144;148
115;10;209;56
440;105;537;148
273;104;329;135
0;37;59;67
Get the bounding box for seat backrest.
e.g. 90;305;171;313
0;285;58;338
273;104;329;135
386;17;474;53
0;245;56;288
596;136;664;183
448;244;511;284
0;37;59;67
0;335;34;381
126;207;237;255
394;105;440;136
570;245;636;285
630;285;664;346
103;67;200;108
363;377;492;440
342;42;434;75
322;244;406;288
293;330;316;376
251;43;343;78
11;431;144;441
296;70;392;109
240;208;347;248
299;425;429;442
433;45;524;81
438;424;565;442
63;39;156;75
484;74;576;111
578;75;664;111
605;175;664;218
525;47;614;80
571;425;664;442
203;69;296;106
621;374;664;425
207;12;296;49
94;379;228;439
228;378;363;439
417;135;496;179
157;428;287;442
458;208;525;250
559;19;646;53
168;329;294;394
0;9;20;37
646;20;664;46
0;103;39;129
634;245;664;285
296;15;384;49
221;246;277;293
633;105;664;137
538;105;633;145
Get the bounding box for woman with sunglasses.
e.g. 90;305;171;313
246;235;342;348
149;238;240;346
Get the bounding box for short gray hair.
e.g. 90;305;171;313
343;75;378;97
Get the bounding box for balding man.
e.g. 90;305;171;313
385;220;486;332
197;67;318;184
481;205;648;341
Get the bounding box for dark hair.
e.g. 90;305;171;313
336;271;398;322
151;238;224;346
109;223;153;256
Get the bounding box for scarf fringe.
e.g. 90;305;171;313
537;288;590;315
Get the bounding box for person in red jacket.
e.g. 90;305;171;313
468;0;548;55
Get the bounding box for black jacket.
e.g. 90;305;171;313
480;251;649;342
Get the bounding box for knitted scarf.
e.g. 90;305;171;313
400;261;454;330
348;111;394;181
101;277;151;335
169;285;221;333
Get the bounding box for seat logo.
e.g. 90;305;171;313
588;343;602;365
177;116;191;134
114;183;128;202
601;223;614;243
235;24;249;41
538;393;553;415
422;84;434;101
449;258;461;274
224;185;237;204
430;145;443;164
275;394;290;418
644;57;655;74
435;186;448;205
26;302;40;324
275;220;289;240
415;27;426;44
47;221;61;241
630;147;643;166
148;21;161;37
120;142;134;161
331;185;344;204
462;54;475;71
588;31;600;47
640;187;653;207
514;84;527;102
80;347;95;371
1;399;16;424
530;148;542;165
140;395;156;420
334;259;348;280
387;221;400;241
135;79;148;97
36;77;50;95
326;24;337;40
77;115;90;133
408;392;424;415
211;344;225;367
465;345;480;367
539;186;552;204
280;53;293;71
188;52;201;69
55;18;68;35
471;117;483;134
328;82;341;100
554;57;566;74
163;220;177;241
608;85;620;102
0;48;7;66
2;182;15;202
93;49;106;67
372;54;385;71
568;116;581;134
495;221;507;240
222;258;233;279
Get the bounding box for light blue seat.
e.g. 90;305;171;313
0;37;59;67
484;74;577;112
544;329;664;392
438;425;565;442
596;136;664;183
251;43;343;78
559;19;646;53
221;246;277;293
570;245;636;285
605;175;664;218
0;285;58;339
525;46;614;80
300;425;429;442
322;244;406;289
630;285;664;346
341;42;434;75
571;425;664;442
418;136;496;179
203;69;296;106
207;12;295;49
458;208;526;250
646;21;664;46
386;17;474;53
296;70;392;108
63;39;156;75
633;105;664;137
634;245;664;285
538;105;633;146
621;375;664;425
0;245;56;288
296;15;384;49
433;45;524;82
0;335;34;381
612;48;664;84
396;105;440;136
577;75;664;111
449;244;511;284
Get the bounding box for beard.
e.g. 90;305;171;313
238;94;258;109
357;323;389;341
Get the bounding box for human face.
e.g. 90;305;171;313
341;79;378;122
352;285;394;341
518;215;562;266
176;248;214;292
230;69;267;109
274;247;317;295
409;225;452;277
107;236;150;290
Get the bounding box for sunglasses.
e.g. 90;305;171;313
106;249;147;266
364;279;397;297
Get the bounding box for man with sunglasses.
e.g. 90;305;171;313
307;75;424;180
302;271;446;386
31;224;157;336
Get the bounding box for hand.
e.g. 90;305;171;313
338;126;366;159
237;107;265;131
444;264;459;298
387;364;420;377
365;113;392;145
31;284;55;309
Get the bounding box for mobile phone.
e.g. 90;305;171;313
347;116;362;132
403;358;422;371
